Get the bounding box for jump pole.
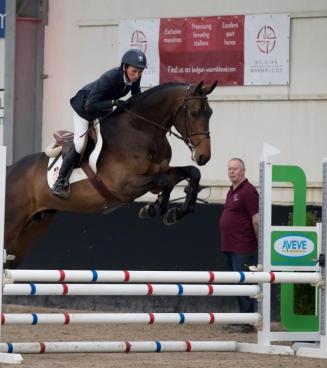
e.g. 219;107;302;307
2;283;261;296
0;312;262;325
0;340;238;354
0;146;23;364
5;269;322;284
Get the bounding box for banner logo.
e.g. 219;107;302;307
130;30;147;53
273;235;314;258
256;25;276;54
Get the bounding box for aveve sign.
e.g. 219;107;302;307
273;235;314;258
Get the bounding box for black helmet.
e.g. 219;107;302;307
121;49;147;69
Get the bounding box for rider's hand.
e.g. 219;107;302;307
113;99;127;109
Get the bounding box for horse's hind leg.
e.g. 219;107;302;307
5;209;32;258
5;210;57;268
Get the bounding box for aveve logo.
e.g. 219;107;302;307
274;235;314;258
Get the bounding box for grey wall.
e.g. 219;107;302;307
4;0;47;164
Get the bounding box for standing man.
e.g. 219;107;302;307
219;158;259;333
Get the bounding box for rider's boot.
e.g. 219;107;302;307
51;147;80;199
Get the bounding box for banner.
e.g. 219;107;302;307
119;19;160;86
119;14;289;87
159;16;244;85
244;14;290;85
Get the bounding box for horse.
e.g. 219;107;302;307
5;80;217;266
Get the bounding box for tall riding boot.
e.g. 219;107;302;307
51;147;80;199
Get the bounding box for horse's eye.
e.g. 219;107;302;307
191;111;199;118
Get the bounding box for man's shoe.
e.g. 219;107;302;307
227;324;255;333
240;324;256;333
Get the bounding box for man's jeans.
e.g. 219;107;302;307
224;251;258;313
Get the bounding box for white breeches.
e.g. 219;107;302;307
73;111;89;153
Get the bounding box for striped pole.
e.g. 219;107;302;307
0;340;238;354
3;283;261;296
5;270;322;284
1;312;261;325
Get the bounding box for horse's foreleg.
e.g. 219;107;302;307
138;174;175;219
139;187;173;219
162;166;201;225
137;166;201;224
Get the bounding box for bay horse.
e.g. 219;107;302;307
5;81;217;266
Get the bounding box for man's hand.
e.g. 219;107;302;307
252;213;259;239
113;99;127;109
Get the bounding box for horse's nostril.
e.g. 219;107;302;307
198;155;206;166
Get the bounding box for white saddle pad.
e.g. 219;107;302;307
47;124;103;189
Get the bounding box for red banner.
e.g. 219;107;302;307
159;16;244;85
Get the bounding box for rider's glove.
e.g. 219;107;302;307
113;99;127;110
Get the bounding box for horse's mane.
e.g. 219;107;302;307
108;82;190;118
127;82;189;106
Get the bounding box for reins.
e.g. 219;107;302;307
82;105;183;141
122;108;183;141
89;85;211;159
122;91;210;155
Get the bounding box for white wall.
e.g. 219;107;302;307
42;0;327;203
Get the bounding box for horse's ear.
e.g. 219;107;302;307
203;81;218;95
192;81;204;96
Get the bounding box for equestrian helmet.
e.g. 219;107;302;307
121;49;147;69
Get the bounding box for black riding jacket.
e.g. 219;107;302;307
70;67;141;121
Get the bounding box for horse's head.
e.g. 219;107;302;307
173;81;217;166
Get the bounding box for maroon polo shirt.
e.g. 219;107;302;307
219;179;259;253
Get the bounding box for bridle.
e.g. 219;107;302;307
123;85;211;158
174;85;211;153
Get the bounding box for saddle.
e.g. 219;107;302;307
53;124;97;162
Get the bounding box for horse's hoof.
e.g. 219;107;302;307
139;204;157;219
162;207;182;225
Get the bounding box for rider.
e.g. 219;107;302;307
51;48;147;199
